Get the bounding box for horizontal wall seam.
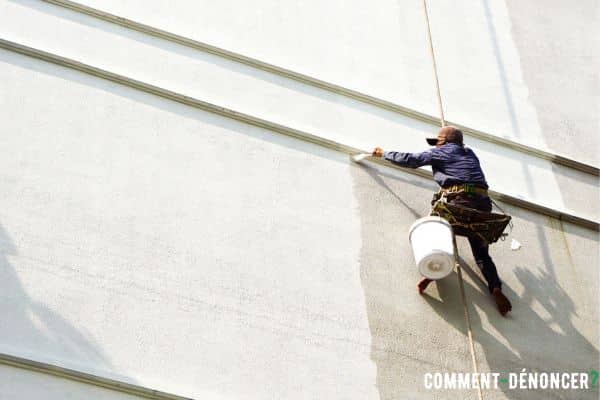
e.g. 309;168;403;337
40;0;599;176
0;38;596;231
0;352;193;400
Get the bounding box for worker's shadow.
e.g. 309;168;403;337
422;258;599;400
352;163;598;400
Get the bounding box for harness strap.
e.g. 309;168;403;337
440;184;488;196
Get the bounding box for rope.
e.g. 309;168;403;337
422;0;446;127
422;2;483;399
452;235;484;400
456;257;484;400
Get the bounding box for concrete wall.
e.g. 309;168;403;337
0;365;141;400
58;0;600;165
2;0;596;223
0;1;598;399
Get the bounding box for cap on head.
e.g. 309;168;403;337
426;126;464;146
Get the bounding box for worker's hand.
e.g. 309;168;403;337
372;147;385;158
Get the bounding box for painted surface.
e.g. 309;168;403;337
0;365;141;400
67;0;440;116
504;0;599;166
0;1;598;398
62;0;599;165
0;48;598;399
1;0;597;223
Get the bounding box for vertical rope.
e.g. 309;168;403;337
422;0;446;127
423;1;483;399
455;240;484;400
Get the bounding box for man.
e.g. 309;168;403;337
372;126;512;316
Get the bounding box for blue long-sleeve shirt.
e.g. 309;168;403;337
383;143;488;188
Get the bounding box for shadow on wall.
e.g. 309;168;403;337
425;263;599;400
483;0;599;219
504;0;599;165
479;0;541;201
351;162;456;399
0;223;114;380
351;163;599;400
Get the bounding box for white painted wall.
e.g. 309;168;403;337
1;0;597;222
0;365;141;400
0;48;598;399
0;1;597;399
62;0;599;164
0;52;374;398
70;0;440;116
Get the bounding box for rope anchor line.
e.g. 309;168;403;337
422;1;484;399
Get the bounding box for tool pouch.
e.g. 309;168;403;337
431;200;511;245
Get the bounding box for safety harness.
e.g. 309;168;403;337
430;187;512;245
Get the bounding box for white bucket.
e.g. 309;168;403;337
408;216;455;280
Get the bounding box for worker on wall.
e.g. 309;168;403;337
372;126;512;316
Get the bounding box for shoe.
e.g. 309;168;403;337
492;287;512;316
417;278;433;294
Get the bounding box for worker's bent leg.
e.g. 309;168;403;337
468;236;512;316
467;236;502;293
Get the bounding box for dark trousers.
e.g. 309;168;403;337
448;193;502;293
467;235;502;293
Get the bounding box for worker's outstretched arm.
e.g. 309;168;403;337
373;147;434;169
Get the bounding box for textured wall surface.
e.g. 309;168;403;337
1;0;596;222
0;365;141;400
65;0;600;164
0;1;598;399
